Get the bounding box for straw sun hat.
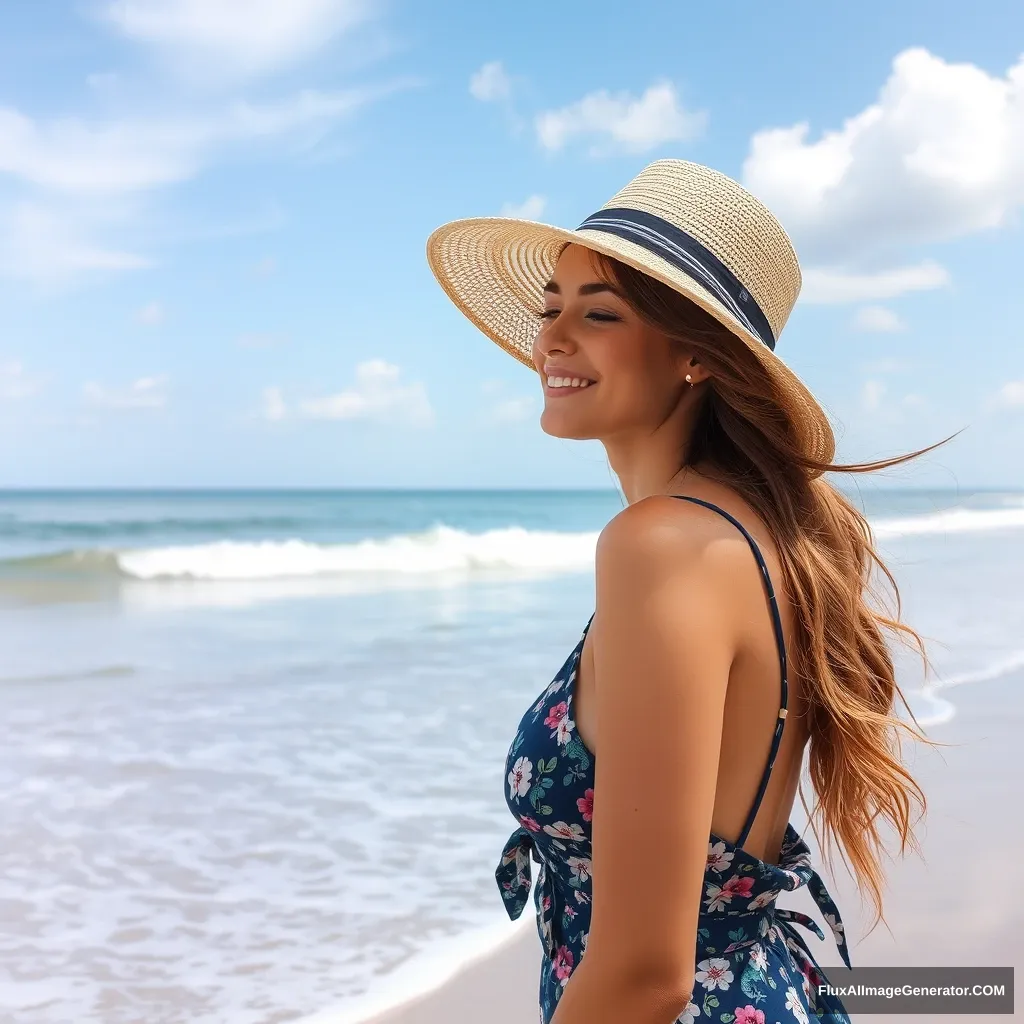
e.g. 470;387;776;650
425;158;835;465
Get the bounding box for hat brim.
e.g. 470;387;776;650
426;216;835;466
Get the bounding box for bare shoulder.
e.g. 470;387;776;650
596;492;760;600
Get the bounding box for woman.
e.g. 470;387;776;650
425;160;935;1024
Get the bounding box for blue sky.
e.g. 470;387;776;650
1;0;1022;488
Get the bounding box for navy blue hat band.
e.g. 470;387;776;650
576;207;776;351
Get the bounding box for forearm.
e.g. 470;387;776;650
549;958;692;1024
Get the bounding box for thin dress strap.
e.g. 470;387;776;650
579;495;789;850
669;495;789;849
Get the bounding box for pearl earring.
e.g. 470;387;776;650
685;374;693;384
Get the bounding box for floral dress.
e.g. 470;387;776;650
495;496;852;1024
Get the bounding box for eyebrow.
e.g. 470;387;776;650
542;280;625;298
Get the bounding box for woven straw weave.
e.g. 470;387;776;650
426;159;835;465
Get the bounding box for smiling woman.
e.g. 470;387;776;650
426;159;950;1024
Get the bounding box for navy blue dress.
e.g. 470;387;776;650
496;496;852;1024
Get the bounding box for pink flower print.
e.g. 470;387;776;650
694;956;733;991
519;815;542;832
553;944;574;984
706;840;734;873
573;889;591;904
734;1007;765;1024
508;756;533;799
544;701;568;730
543;821;585;842
704;874;755;912
541;894;551;912
543;701;576;745
576;788;594;821
564;904;577;920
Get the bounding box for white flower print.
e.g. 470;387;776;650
543;821;585;842
508;756;533;799
784;986;809;1024
749;943;768;972
706;840;734;873
567;855;592;884
694;957;733;991
747;888;780;911
544;676;565;699
678;999;701;1023
823;911;845;943
555;713;575;745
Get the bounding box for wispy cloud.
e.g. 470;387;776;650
470;61;511;102
99;0;371;81
500;194;546;219
237;332;287;349
0;202;150;283
0;90;373;195
298;359;433;426
852;305;906;332
536;81;706;156
801;261;950;304
83;375;169;409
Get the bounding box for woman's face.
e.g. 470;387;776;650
531;243;692;441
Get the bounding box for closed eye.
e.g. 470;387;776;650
539;309;622;322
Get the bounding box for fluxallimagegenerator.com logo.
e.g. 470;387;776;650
817;967;1013;1014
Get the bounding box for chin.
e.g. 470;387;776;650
539;410;597;440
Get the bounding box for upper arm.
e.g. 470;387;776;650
584;497;743;990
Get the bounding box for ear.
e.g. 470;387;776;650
678;353;710;386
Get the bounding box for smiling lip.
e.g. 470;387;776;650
543;379;597;398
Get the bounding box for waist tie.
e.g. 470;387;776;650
775;867;852;972
498;825;852;971
496;825;561;958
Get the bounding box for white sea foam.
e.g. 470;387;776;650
872;505;1024;538
115;525;599;581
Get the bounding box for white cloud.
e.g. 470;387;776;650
992;380;1024;408
470;61;511;102
262;386;287;421
0;89;370;195
0;362;39;400
861;379;886;412
852;305;906;332
83;375;168;409
137;301;165;325
536;81;706;155
800;260;950;304
299;359;433;426
742;48;1024;264
100;0;369;80
500;194;546;219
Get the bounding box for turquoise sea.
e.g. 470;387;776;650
2;487;1024;1024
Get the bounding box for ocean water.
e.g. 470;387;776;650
2;486;1024;1024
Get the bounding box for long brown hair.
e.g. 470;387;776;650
590;249;946;927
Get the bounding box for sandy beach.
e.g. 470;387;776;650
365;666;1024;1024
